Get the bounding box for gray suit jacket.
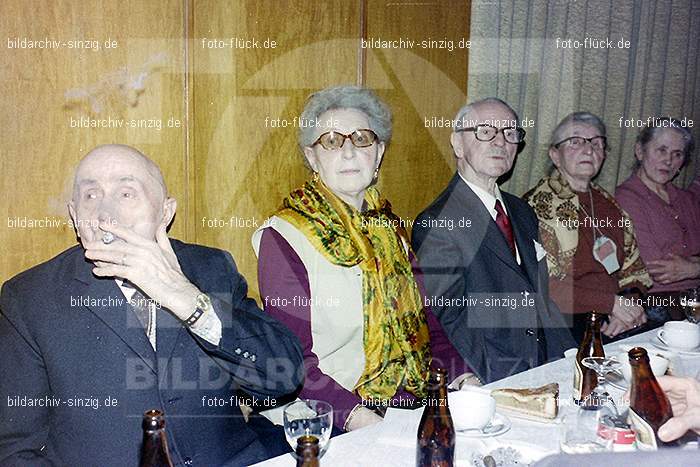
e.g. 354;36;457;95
412;174;575;383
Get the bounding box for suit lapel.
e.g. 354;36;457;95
451;177;531;284
72;251;157;374
504;197;539;289
156;243;189;372
155;307;186;374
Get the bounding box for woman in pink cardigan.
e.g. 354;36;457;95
616;118;700;321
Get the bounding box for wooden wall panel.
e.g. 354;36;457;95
365;0;470;226
0;0;188;284
1;0;471;302
191;0;359;300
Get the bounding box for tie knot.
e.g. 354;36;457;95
494;199;506;216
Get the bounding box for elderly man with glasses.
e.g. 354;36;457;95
412;98;575;384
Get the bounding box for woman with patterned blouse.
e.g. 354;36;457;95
524;112;653;343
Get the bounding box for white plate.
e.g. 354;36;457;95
456;412;511;438
459;439;557;466
650;336;700;356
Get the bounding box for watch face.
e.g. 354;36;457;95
196;294;211;310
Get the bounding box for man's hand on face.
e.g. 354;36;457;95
84;221;201;321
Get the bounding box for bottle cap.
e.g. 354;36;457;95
296;435;319;447
142;409;166;431
628;347;648;363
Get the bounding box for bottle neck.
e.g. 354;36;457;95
428;383;448;401
296;448;319;466
425;376;449;416
428;371;448;394
295;436;319;466
581;313;603;348
630;356;655;380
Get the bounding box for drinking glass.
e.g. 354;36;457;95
581;356;621;413
560;409;614;454
560;356;621;453
680;287;700;324
283;400;333;458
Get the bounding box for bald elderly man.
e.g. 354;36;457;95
0;145;303;466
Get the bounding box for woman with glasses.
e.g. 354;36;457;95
524;112;653;343
252;85;470;432
615;118;700;321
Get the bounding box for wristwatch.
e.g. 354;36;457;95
184;293;211;326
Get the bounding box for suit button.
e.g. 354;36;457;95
525;328;535;336
184;457;193;465
234;348;242;355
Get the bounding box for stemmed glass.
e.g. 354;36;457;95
581;356;621;412
560;357;620;454
680;287;700;324
283;400;333;459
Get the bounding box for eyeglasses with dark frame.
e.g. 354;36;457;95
456;124;526;144
554;135;608;151
312;129;379;151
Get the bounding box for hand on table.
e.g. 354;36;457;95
601;315;628;337
656;375;700;442
449;372;483;390
84;221;201;321
345;406;383;432
647;254;700;285
601;299;646;337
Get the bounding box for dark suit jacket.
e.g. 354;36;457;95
0;240;303;466
412;174;575;383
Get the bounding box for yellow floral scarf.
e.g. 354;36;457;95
276;178;431;400
524;169;652;290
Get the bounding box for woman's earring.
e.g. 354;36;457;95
373;167;379;179
313;171;320;182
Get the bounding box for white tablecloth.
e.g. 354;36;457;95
253;329;700;466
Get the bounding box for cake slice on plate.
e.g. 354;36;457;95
490;383;559;422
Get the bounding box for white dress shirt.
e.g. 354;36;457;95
458;173;521;264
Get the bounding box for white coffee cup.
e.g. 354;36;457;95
563;348;578;360
617;351;669;382
448;390;495;431
657;321;700;351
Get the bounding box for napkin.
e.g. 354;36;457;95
377;407;424;448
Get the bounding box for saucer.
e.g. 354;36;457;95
651;336;700;356
456;412;511;438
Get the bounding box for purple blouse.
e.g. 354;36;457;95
257;227;469;429
615;173;700;293
690;178;700;200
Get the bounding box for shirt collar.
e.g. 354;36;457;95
115;279;136;300
458;172;506;217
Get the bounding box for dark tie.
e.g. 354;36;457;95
123;281;152;335
494;200;516;258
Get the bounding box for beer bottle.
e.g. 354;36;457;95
573;312;604;408
295;435;320;467
416;368;455;467
140;409;174;467
627;347;678;449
